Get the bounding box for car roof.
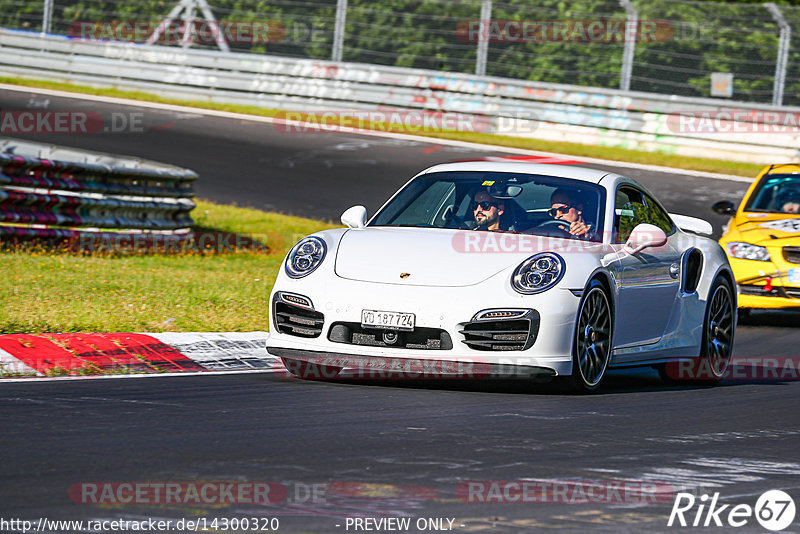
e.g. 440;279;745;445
415;161;612;184
760;163;800;175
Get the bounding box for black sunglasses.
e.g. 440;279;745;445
472;200;498;211
548;204;574;217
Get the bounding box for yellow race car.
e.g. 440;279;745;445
713;163;800;313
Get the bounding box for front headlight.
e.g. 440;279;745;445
285;236;327;278
511;253;565;294
726;242;771;262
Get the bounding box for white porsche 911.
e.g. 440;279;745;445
266;162;736;392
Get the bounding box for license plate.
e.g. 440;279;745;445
361;309;415;331
789;268;800;284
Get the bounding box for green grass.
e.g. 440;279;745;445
0;200;337;334
0;75;765;177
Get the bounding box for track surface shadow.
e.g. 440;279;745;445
282;367;781;395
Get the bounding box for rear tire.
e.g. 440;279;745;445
699;276;735;384
565;279;613;393
657;276;734;385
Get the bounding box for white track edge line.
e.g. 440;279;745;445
0;83;752;183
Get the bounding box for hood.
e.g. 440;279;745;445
335;227;548;286
733;214;800;246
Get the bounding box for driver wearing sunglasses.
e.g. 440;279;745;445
549;188;592;239
471;191;505;231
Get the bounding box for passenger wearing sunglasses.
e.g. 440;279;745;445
549;188;592;239
471;191;506;231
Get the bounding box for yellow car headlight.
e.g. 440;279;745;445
726;242;771;262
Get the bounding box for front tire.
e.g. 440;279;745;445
567;279;613;393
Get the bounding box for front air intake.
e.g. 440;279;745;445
783;246;800;265
327;322;453;350
273;293;324;337
459;309;540;351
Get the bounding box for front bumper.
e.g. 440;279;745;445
265;275;581;377
736;289;800;309
729;257;800;309
268;347;559;379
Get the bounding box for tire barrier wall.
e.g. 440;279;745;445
0;28;798;164
0;136;197;245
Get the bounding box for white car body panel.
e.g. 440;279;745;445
266;162;735;380
335;227;510;287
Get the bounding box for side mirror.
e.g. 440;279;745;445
341;205;367;229
712;200;736;216
623;223;667;255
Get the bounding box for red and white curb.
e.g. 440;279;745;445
0;332;278;378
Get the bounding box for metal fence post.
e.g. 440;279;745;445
146;0;230;52
618;0;637;92
332;0;348;62
766;2;790;107
475;0;492;76
42;0;53;35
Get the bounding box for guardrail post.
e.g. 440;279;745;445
618;0;637;92
766;2;790;107
41;0;53;35
332;0;348;62
475;0;492;76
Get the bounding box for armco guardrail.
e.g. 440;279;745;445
0;28;798;164
0;137;196;244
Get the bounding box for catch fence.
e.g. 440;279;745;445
2;0;797;106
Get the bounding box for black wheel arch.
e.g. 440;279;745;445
584;268;616;321
711;266;737;308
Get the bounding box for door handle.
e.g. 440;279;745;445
669;263;680;279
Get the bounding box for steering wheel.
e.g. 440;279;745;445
535;219;572;235
443;210;472;230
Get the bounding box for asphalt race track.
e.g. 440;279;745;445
1;87;799;533
2;371;799;533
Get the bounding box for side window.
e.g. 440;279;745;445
614;187;645;243
642;193;675;235
614;187;675;242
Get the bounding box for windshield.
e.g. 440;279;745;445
744;173;800;214
370;171;606;242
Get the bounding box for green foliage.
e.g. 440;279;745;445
618;201;672;242
0;0;795;104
